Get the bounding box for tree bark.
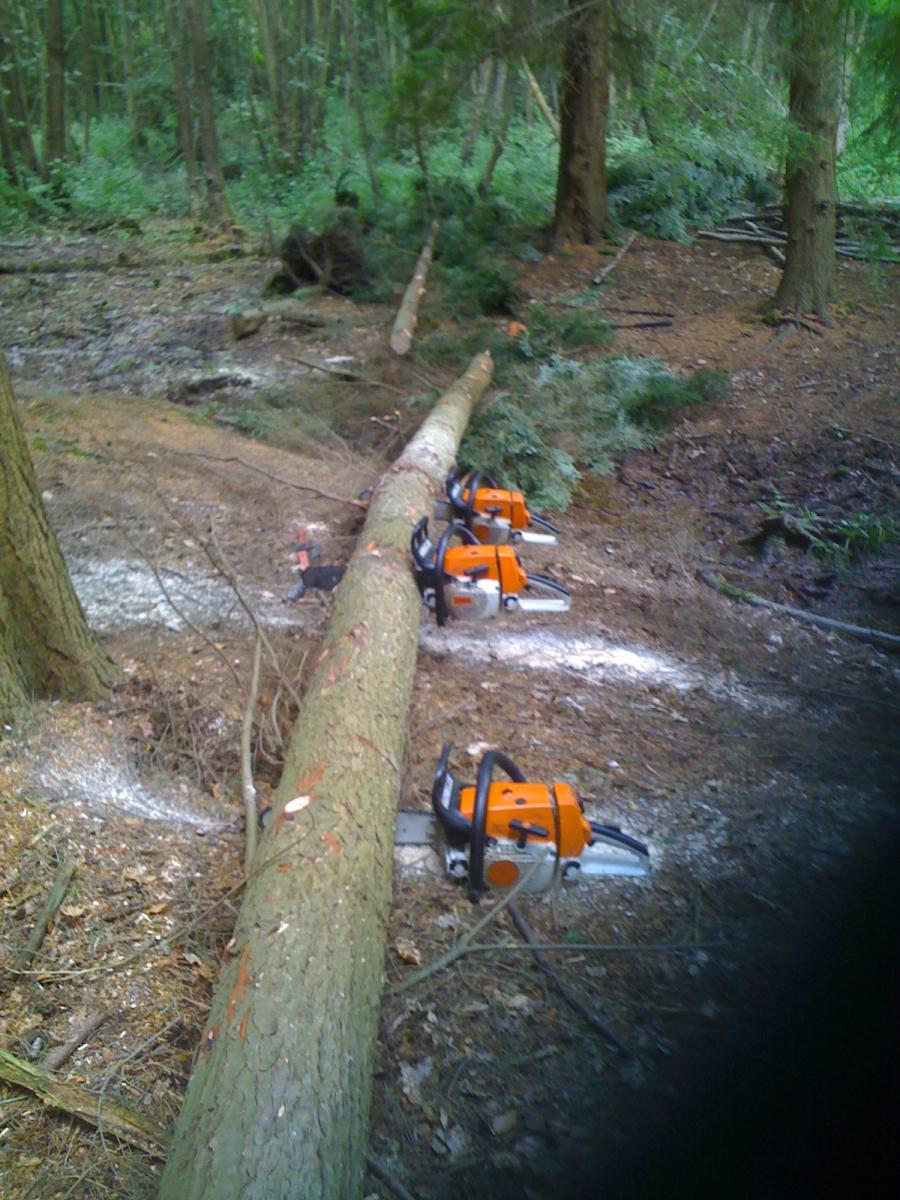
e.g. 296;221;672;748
164;0;200;201
552;0;609;244
774;0;842;317
185;0;232;228
43;0;67;179
0;351;116;723
158;351;494;1200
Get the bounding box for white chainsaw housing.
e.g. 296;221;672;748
442;832;648;895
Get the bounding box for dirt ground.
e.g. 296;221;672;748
0;224;898;1199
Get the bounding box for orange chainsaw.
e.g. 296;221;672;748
411;517;570;625
434;465;560;546
405;744;650;897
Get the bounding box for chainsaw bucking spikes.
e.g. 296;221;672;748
431;743;650;898
433;464;560;546
410;517;570;625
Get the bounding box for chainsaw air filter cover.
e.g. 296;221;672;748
431;744;650;898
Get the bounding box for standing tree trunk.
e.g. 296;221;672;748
159;352;494;1200
43;0;67;180
774;0;843;317
185;0;232;228
0;352;117;722
552;0;609;244
164;0;201;202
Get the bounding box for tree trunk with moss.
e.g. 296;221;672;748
774;0;842;316
0;351;117;722
185;0;232;227
552;0;609;244
159;351;494;1200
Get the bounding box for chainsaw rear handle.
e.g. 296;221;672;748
469;749;527;900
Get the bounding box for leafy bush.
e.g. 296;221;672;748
607;131;776;241
461;355;730;509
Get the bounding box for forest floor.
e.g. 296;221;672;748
0;223;898;1199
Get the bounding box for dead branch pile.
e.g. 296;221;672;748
698;203;900;264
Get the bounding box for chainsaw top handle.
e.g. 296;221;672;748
469;749;527;900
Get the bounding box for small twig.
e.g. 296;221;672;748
13;857;77;971
592;232;637;286
457;939;727;955
385;854;549;996
163;447;368;509
602;306;674;318
367;1154;419;1200
43;1011;111;1072
698;569;900;651
287;353;410;396
612;319;673;330
507;903;631;1054
242;635;263;873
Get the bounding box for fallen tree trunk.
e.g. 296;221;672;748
390;221;438;356
159;351;494;1200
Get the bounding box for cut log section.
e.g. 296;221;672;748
390;221;439;356
159;351;494;1200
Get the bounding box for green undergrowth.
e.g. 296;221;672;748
461;355;730;511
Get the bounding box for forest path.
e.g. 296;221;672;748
0;228;897;1200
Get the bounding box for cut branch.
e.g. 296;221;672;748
592;232;637;286
13;857;77;971
390;222;438;356
159;352;494;1200
520;59;560;141
698;570;900;651
0;1048;170;1157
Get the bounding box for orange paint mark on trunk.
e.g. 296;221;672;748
239;1011;250;1043
226;949;251;1024
323;831;342;857
294;763;325;793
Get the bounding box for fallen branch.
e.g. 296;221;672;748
367;1154;419;1200
592;232;637;286
241;634;263;873
385;854;549;996
507;903;630;1055
613;318;673;330
287;353;410;396
43;1010;111;1072
0;1048;170;1157
520;58;560;141
390;221;438;356
13;857;77;971
698;569;900;651
163;448;368;509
